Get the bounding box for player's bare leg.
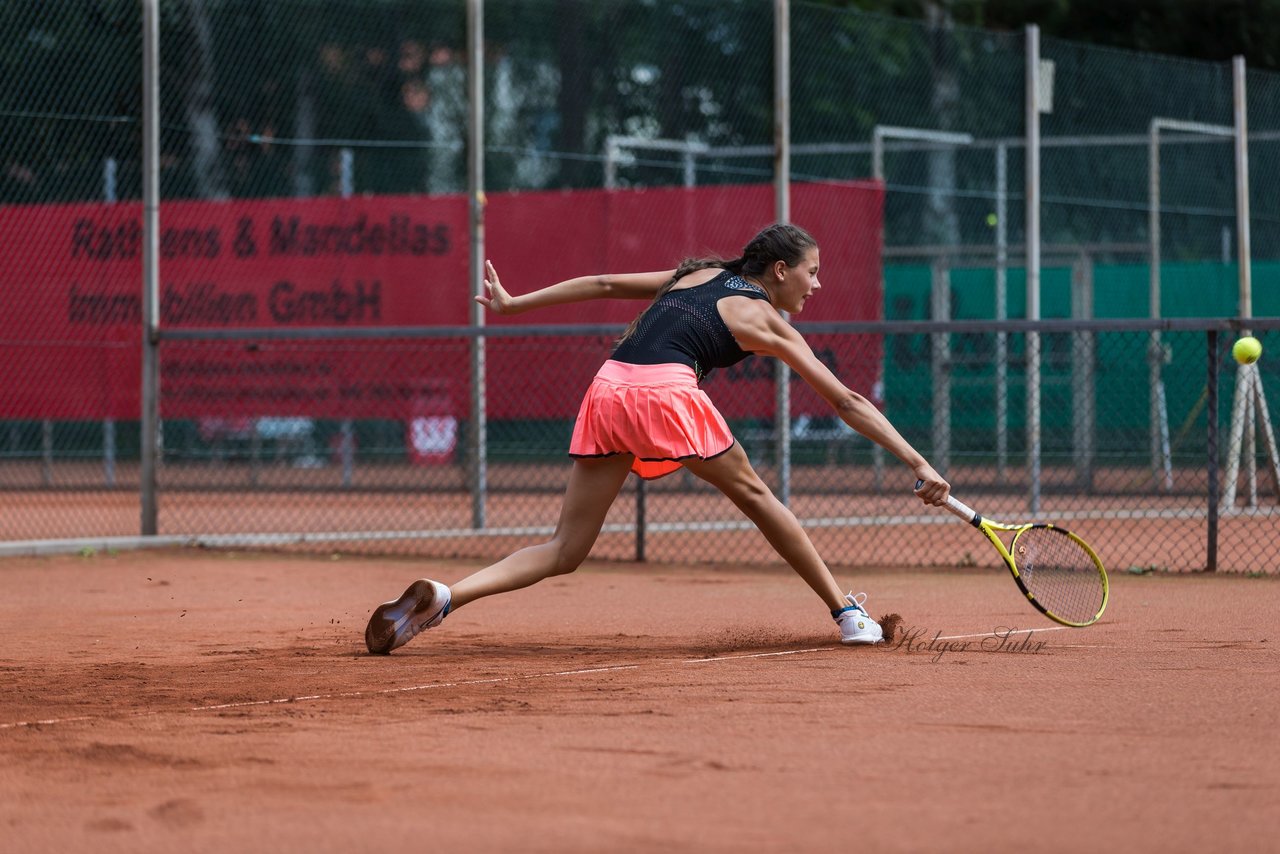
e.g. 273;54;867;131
680;442;848;611
682;442;891;643
447;454;635;610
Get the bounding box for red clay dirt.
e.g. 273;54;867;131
1;549;1276;852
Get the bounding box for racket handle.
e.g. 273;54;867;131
914;480;980;524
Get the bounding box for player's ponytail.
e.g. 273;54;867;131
617;257;725;343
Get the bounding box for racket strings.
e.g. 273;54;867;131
1013;527;1106;624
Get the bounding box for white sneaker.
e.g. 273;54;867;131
834;592;884;645
365;579;452;654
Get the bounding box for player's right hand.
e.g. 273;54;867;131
475;260;517;314
912;463;950;506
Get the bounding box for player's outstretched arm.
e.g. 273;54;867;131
721;298;949;505
475;261;675;315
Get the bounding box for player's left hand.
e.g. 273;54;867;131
475;260;517;314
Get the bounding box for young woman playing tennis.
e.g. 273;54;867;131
365;223;950;653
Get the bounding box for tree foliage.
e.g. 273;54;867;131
1;0;1272;228
830;0;1280;70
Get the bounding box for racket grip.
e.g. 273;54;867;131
914;480;979;524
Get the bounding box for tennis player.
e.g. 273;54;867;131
365;223;950;654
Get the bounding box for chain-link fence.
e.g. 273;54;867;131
2;1;1278;573
6;320;1273;572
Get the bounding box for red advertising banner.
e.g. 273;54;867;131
0;182;882;422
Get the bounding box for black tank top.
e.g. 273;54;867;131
611;269;772;380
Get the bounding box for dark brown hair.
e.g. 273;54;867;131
617;222;818;343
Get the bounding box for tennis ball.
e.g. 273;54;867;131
1233;336;1262;365
985;213;997;227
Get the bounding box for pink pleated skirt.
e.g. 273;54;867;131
569;360;736;480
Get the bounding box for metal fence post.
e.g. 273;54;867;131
139;0;161;536
1025;24;1042;514
103;156;118;488
338;148;355;488
1207;329;1219;572
467;0;487;529
1071;253;1095;491
1233;56;1252;323
635;480;646;562
930;262;951;475
995;143;1008;481
774;0;792;506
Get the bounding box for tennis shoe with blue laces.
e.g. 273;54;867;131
834;592;884;645
365;579;452;654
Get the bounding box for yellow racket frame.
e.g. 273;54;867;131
929;488;1110;628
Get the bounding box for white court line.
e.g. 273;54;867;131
0;664;640;731
2;715;95;729
684;647;832;664
0;629;1086;732
934;626;1071;641
193;664;643;712
684;628;1076;663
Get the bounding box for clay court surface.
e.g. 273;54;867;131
2;550;1276;852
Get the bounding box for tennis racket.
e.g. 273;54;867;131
916;481;1109;627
